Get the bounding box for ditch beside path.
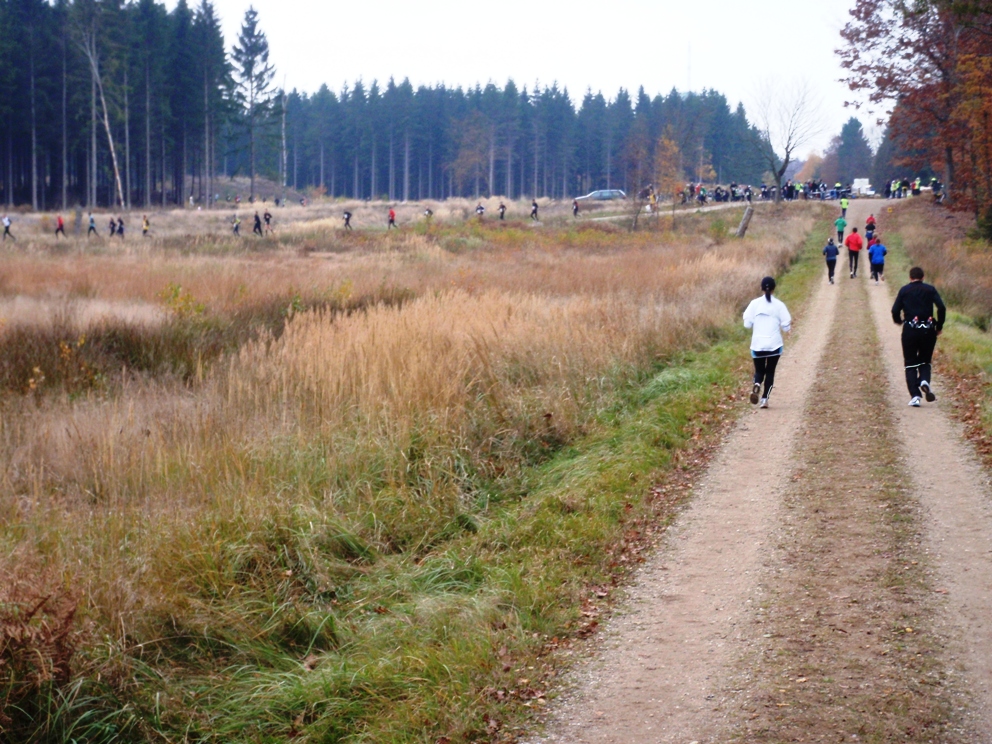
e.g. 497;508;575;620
527;202;992;743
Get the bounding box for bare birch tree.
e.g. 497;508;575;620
750;79;823;203
76;25;126;209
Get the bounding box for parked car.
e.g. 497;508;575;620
574;189;626;201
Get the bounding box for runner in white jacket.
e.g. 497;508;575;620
743;276;792;408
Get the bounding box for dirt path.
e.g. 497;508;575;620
528;203;992;743
526;231;840;743
861;200;992;737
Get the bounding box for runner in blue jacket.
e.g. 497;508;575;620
868;237;887;284
823;238;839;284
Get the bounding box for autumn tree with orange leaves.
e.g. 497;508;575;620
838;0;992;234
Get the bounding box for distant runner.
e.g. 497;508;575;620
343;211;353;230
263;209;273;234
868;235;887;284
498;202;507;220
424;207;433;222
822;237;839;284
892;266;946;407
55;214;66;238
839;196;849;218
743;276;792;409
253;211;263;237
475;203;485;219
530;199;539;221
2;215;13;241
87;213;97;237
109;217;117;238
865;213;876;241
572;199;579;217
835;215;847;243
116;217;125;239
844;226;863;279
388;208;397;229
142;215;150;237
232;215;241;235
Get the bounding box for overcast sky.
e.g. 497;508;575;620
178;0;880;157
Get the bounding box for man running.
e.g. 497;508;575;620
844;226;863;278
868;235;887;284
232;215;241;235
530;199;539;221
116;217;125;239
2;214;13;241
572;199;579;218
109;217;117;237
87;213;97;237
387;208;397;229
823;237;839;284
475;203;485;220
892;266;946;407
55;214;66;238
253;211;263;236
424;207;433;222
834;214;847;243
839;195;850;217
743;276;792;409
343;211;353;230
142;215;150;237
865;213;876;241
263;209;273;234
498;202;506;220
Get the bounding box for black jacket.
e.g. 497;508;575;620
892;281;946;332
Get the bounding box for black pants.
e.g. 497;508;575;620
848;249;859;276
870;262;884;281
752;353;780;397
826;259;836;281
902;325;938;398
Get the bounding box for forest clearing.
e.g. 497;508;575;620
4;0;992;741
1;203;819;740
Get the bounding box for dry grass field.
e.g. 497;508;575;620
0;202;826;741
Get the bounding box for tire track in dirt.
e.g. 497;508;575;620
526;240;839;743
864;201;992;738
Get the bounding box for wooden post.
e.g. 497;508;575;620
735;205;755;238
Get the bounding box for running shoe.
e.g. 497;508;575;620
909;396;921;407
850;272;854;278
920;380;936;402
750;383;761;405
759;398;769;409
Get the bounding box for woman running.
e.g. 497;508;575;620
743;276;792;409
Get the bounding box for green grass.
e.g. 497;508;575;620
4;216;832;743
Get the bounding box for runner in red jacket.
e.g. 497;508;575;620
844;227;864;279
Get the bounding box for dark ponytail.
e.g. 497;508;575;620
761;276;776;302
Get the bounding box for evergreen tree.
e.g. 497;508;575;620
231;5;273;202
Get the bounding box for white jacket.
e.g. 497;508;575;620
743;295;791;351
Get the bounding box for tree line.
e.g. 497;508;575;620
839;0;992;236
0;0;768;211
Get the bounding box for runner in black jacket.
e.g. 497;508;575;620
892;266;946;406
